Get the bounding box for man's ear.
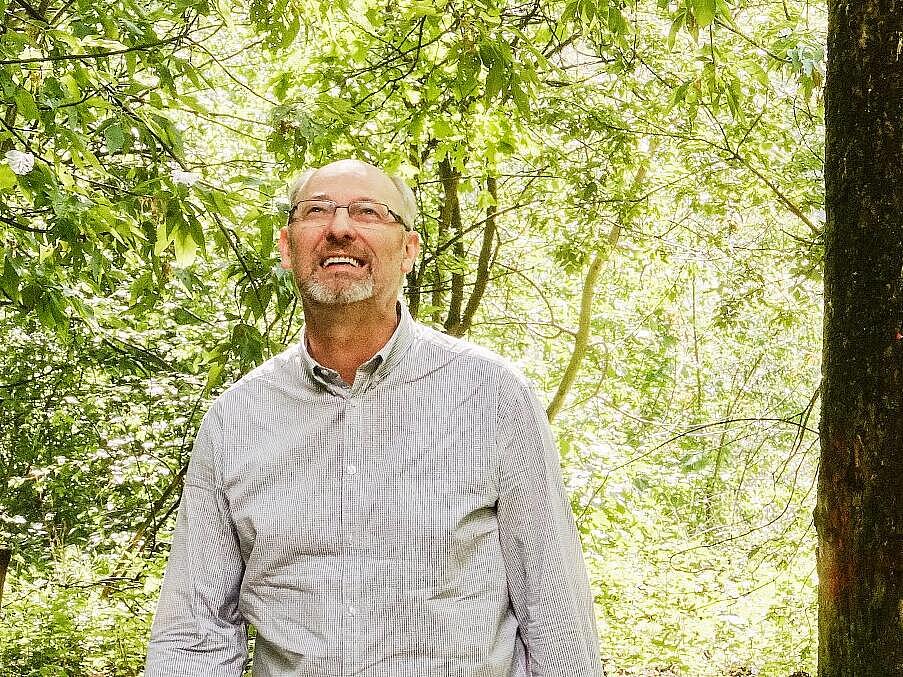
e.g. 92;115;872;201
278;227;293;270
401;230;421;274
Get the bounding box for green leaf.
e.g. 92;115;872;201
15;89;40;120
203;362;225;396
36;298;57;329
36;291;66;330
715;0;734;25
485;58;507;104
154;219;173;256
231;322;264;366
608;6;630;35
185;211;206;258
409;1;440;17
241;282;272;321
258;214;275;255
173;224;198;267
668;11;685;49
478;43;496;68
561;1;579;24
691;0;716;28
432;118;455;139
59;74;81;101
670;81;691;108
511;82;530;114
1;257;20;302
129;271;153;303
104;122;125;153
0;164;17;191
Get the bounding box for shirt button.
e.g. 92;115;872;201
346;464;357;475
347;605;358;617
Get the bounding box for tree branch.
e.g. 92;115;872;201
0;213;52;234
733;151;819;235
0;33;191;65
12;0;45;23
439;158;465;332
546;143;658;421
448;174;498;337
546;250;604;422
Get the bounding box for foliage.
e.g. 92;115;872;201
0;0;827;674
0;550;161;676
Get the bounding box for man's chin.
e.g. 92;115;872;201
301;279;375;305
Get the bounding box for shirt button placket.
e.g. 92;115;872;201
341;395;363;675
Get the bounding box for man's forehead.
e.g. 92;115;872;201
300;161;399;200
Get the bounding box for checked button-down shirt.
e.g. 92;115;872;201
145;304;602;677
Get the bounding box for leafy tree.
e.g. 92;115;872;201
0;0;831;675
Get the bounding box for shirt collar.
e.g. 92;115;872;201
297;301;415;388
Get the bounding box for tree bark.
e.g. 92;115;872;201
0;547;10;608
817;2;903;675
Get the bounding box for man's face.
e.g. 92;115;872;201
278;161;420;308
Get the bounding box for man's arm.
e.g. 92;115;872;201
496;372;603;677
145;405;248;677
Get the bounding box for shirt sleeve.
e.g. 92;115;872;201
145;405;248;677
496;372;603;677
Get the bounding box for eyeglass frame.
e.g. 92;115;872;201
287;199;409;230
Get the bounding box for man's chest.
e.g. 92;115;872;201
219;381;501;578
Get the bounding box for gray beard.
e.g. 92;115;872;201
301;276;374;305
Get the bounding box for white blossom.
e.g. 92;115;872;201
171;169;200;186
5;149;34;175
271;196;291;213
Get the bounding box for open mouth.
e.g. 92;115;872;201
321;255;366;268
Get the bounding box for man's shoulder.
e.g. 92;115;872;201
207;343;303;412
409;320;531;387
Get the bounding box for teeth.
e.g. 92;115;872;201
323;256;361;267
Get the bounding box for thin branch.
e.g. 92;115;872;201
0;213;52;234
0;32;191;65
575;414;820;526
184;35;277;106
12;0;45;22
546;142;657;420
732;151;819;234
713;17;791;64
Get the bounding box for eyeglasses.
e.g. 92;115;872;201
288;199;406;229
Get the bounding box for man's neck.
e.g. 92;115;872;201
302;298;399;385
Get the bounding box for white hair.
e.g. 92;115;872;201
301;276;374;305
287;164;418;229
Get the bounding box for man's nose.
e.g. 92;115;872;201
323;206;356;239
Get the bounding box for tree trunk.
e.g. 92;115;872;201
0;547;10;608
817;2;903;675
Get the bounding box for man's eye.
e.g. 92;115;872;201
302;205;328;218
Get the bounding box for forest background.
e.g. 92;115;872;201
0;0;828;675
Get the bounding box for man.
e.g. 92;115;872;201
145;159;602;676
